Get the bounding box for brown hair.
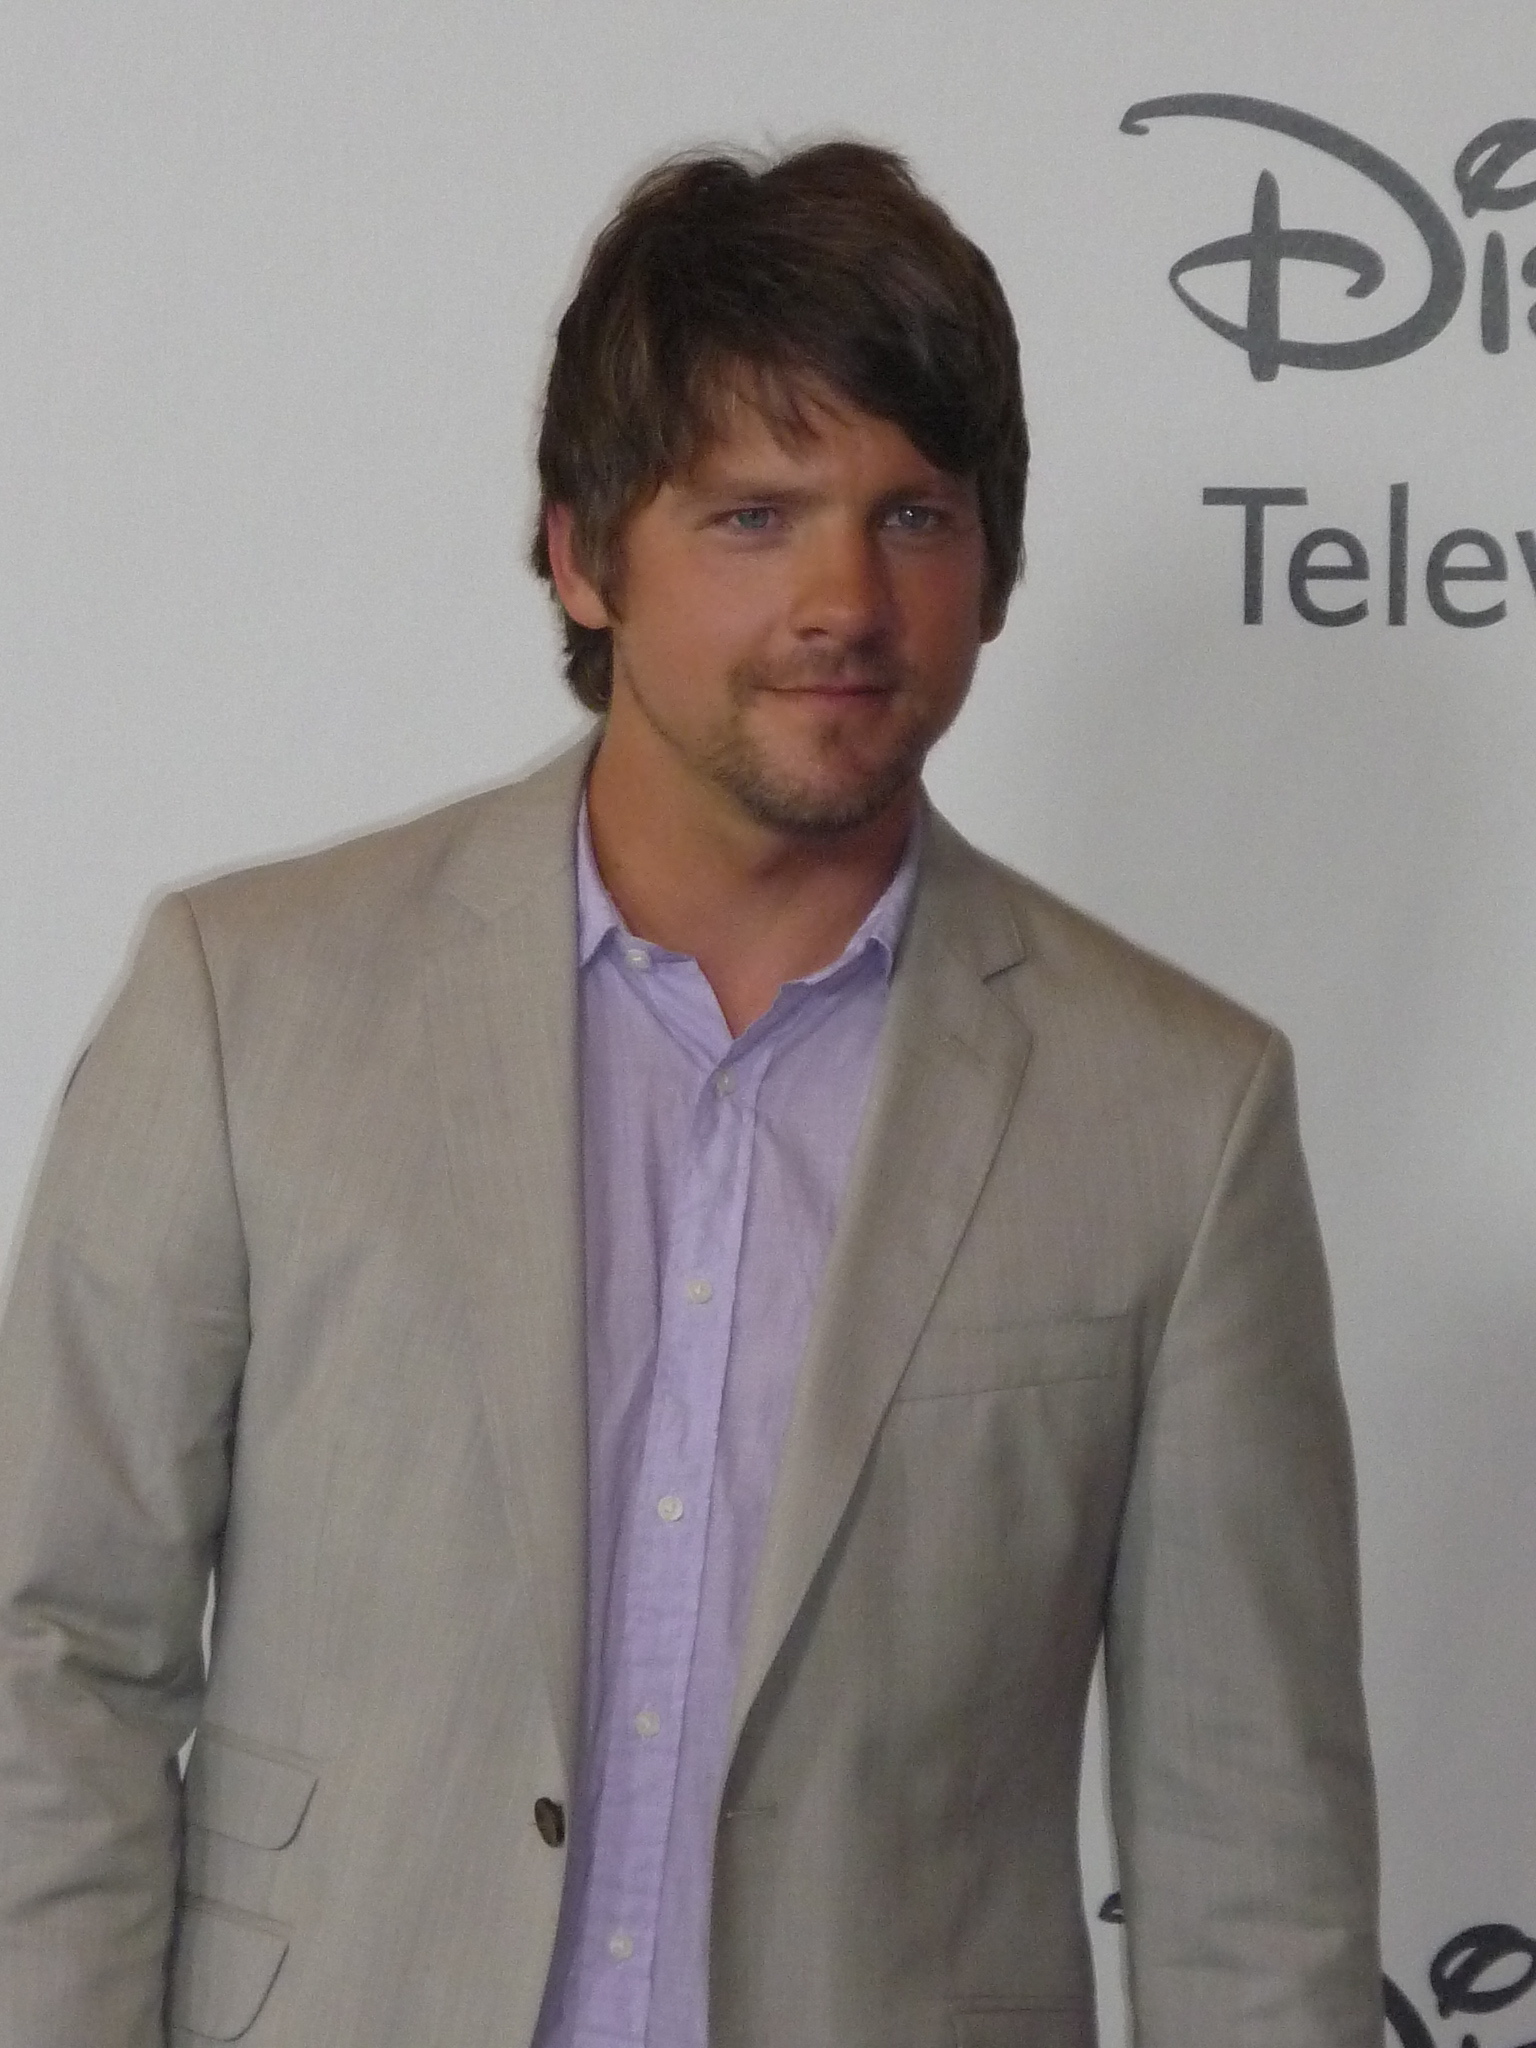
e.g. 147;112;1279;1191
530;140;1029;715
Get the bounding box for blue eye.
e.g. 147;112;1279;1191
887;503;945;533
726;506;775;532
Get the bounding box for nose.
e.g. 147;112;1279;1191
791;520;894;646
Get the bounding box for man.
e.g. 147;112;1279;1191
0;142;1379;2048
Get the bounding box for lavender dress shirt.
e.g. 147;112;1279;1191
530;804;918;2048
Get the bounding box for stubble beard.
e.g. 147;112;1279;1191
687;653;955;838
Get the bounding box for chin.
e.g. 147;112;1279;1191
721;758;919;838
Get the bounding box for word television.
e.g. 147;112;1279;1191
1203;485;1536;627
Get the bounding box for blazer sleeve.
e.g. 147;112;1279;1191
0;895;249;2048
1103;1029;1382;2048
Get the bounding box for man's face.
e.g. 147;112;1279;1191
550;383;1004;841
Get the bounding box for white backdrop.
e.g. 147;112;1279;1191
4;7;1534;2043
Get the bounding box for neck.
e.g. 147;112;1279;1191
584;727;914;1037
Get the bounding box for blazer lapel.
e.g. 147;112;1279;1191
422;758;1033;1779
728;815;1035;1753
425;742;593;1776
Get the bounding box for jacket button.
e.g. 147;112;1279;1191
533;1797;567;1848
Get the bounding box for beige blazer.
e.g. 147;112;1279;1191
0;742;1379;2048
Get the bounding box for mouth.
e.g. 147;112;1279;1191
756;671;899;699
731;655;907;709
773;683;891;697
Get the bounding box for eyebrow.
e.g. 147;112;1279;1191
676;469;972;505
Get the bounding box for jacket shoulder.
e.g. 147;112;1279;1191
929;816;1276;1079
178;739;591;971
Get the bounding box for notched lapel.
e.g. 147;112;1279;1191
425;752;591;1775
728;825;1034;1751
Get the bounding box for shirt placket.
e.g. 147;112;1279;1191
574;1007;768;2044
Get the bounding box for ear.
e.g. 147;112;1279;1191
979;589;1010;644
544;504;612;630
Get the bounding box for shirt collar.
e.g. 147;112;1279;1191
575;793;921;986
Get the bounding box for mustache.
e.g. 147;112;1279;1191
731;647;910;694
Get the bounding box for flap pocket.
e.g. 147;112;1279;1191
898;1313;1130;1401
169;1898;289;2041
184;1727;319;1850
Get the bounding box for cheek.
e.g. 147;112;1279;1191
906;591;988;672
650;581;775;672
616;590;752;706
894;552;988;639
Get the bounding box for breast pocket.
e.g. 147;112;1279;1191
896;1311;1130;1401
170;1727;320;2041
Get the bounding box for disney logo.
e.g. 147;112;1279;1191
1120;94;1536;378
1386;1922;1536;2048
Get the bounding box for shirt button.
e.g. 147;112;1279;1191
685;1277;713;1304
634;1708;661;1738
657;1494;684;1522
714;1070;736;1097
624;947;650;972
608;1931;635;1961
